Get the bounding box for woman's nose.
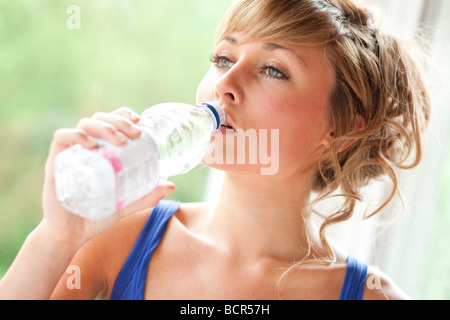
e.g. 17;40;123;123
214;66;244;106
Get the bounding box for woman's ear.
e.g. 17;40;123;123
324;130;335;148
354;114;366;131
338;114;366;152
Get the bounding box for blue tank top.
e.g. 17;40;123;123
339;255;368;300
110;200;368;300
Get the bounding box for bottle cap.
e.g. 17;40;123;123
201;101;225;130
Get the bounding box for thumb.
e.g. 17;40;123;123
117;181;176;217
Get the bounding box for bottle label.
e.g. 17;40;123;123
115;156;156;210
97;131;160;212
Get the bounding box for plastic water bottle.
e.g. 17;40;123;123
53;101;225;220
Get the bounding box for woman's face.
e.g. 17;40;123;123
196;31;336;178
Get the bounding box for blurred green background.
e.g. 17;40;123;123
0;0;230;278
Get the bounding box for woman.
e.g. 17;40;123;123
1;0;430;300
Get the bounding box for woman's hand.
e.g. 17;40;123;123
41;107;176;246
0;107;176;299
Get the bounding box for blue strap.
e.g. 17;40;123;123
110;200;180;300
339;255;368;300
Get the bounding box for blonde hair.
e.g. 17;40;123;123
215;0;431;292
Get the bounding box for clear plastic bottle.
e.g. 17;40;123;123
53;101;225;220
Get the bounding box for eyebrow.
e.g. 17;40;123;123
223;36;308;68
225;36;292;52
262;43;308;68
224;36;238;45
262;42;292;52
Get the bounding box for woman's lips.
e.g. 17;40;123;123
218;124;236;135
217;114;236;134
225;114;237;129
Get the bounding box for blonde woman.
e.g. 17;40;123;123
1;0;429;300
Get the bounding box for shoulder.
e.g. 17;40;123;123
362;265;410;300
326;241;410;300
73;200;206;274
51;208;152;299
97;200;208;278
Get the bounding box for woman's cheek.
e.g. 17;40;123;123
196;69;217;104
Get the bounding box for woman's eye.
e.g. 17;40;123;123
219;58;234;68
210;54;289;80
211;55;234;69
262;66;289;80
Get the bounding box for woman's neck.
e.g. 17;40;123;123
203;171;320;265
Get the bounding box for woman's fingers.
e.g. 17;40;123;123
110;107;141;123
115;181;177;219
91;112;142;140
48;127;97;162
75;117;126;146
45;107;142;176
71;109;141;147
54;127;98;149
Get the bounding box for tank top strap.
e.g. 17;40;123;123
110;200;181;300
339;255;368;300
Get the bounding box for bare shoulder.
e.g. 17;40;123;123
51;208;152;299
90;208;155;291
362;265;410;300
